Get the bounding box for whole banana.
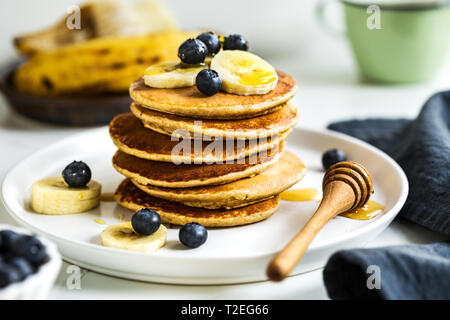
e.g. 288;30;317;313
14;0;178;56
14;30;197;96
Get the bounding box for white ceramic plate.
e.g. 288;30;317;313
1;127;408;285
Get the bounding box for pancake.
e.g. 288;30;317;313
114;179;280;227
130;101;298;140
129;71;297;119
112;143;284;188
109;113;290;163
132;151;306;209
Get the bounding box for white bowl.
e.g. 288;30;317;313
0;224;61;299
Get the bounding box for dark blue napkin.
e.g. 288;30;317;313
322;91;450;300
323;241;450;300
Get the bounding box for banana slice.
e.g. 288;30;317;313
101;222;167;252
143;61;207;88
211;50;278;95
30;177;101;215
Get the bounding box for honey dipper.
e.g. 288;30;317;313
266;161;373;281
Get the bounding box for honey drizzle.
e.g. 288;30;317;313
239;71;277;86
280;188;319;201
340;200;385;220
100;192;115;202
94;219;106;225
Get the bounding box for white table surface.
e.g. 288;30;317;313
0;0;449;300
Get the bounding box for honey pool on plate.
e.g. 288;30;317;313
280;188;384;220
280;188;319;201
340;200;385;220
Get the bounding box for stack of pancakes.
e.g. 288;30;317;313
109;71;306;227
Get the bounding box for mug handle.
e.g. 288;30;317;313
316;0;346;37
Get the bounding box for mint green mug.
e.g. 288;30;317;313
317;0;450;83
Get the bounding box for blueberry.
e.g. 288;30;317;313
131;209;161;235
322;149;347;170
62;161;92;188
196;32;221;56
0;262;21;288
8;257;35;280
179;223;207;248
178;39;208;64
196;69;222;96
223;34;248;51
10;235;47;267
0;230;20;253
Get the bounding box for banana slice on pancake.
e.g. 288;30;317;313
101;222;167;252
143;61;207;88
211;50;278;95
30;177;101;215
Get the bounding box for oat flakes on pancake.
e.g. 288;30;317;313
132;151;306;209
112;143;284;188
130;101;297;140
109;113;288;163
114;179;280;227
129;71;297;119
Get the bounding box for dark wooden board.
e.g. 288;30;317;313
0;60;132;126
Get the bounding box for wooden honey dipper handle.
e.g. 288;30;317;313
266;161;373;282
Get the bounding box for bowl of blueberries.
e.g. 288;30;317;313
0;225;61;299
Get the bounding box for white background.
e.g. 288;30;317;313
0;0;448;299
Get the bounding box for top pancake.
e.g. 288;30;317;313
130;101;298;140
129;71;297;119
